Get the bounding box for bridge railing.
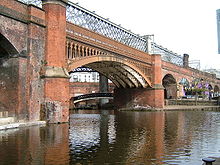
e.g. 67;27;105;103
66;1;185;66
152;43;183;66
17;0;42;7
66;1;148;53
17;0;184;66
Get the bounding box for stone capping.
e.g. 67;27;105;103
42;0;68;7
152;84;164;89
40;66;70;79
0;5;27;24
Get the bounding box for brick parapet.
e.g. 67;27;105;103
66;23;152;65
0;0;45;27
162;60;220;86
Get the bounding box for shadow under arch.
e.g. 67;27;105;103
0;34;19;57
214;85;220;96
162;74;177;99
68;56;152;88
0;33;19;116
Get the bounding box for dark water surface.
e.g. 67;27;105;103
1;110;220;165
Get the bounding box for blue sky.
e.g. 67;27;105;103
70;0;220;69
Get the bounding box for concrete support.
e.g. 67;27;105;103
41;0;69;123
99;73;109;106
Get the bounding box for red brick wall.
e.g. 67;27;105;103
42;1;69;123
162;61;220;87
114;88;164;109
0;1;46;121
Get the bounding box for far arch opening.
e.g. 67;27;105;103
68;58;151;88
68;59;152;109
178;78;189;98
68;67;115;109
214;85;220;97
162;74;177;99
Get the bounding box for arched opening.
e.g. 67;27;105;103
178;78;189;98
69;66;115;109
162;74;177;99
185;78;213;100
84;61;149;88
0;34;18;57
214;85;220;97
68;57;151;88
0;34;19;117
68;59;151;109
207;84;213;100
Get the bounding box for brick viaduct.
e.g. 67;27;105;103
0;0;220;123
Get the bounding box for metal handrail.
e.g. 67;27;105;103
74;93;113;101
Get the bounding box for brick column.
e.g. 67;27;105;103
41;0;69;123
150;54;164;108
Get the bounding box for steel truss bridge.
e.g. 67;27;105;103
18;0;188;67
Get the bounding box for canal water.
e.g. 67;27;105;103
1;110;220;165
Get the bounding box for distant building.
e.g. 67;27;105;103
217;9;220;54
70;72;99;82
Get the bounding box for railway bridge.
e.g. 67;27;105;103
0;0;220;123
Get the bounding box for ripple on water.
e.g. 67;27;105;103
1;110;220;164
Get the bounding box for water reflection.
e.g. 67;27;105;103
0;124;70;165
1;110;220;164
69;110;220;165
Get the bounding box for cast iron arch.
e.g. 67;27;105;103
68;56;152;88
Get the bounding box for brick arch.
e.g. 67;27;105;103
214;85;220;96
0;33;19;57
0;33;20;117
208;84;213;90
162;74;177;84
162;74;177;99
67;56;152;88
0;15;27;54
